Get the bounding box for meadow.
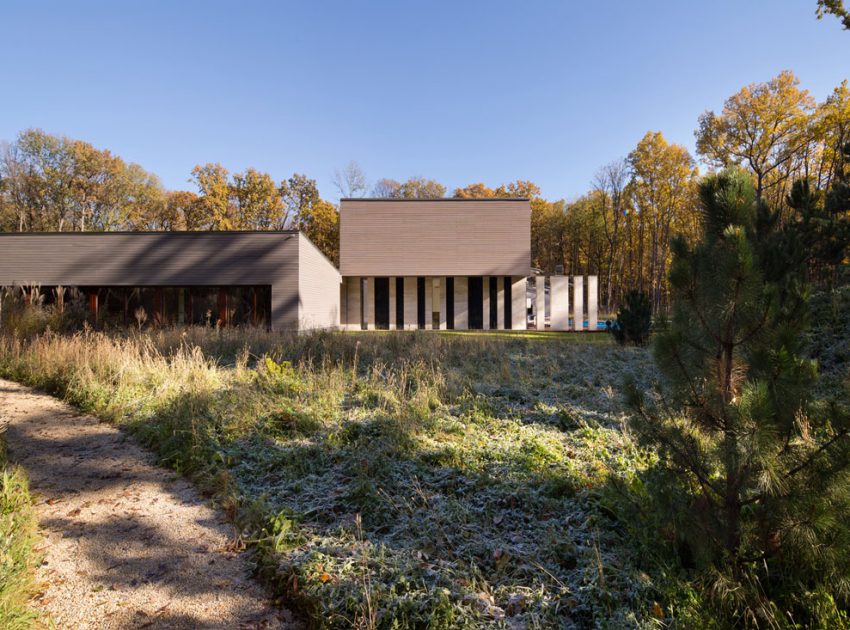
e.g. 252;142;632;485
0;327;665;628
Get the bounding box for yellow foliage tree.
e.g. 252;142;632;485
696;71;815;204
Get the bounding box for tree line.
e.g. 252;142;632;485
1;71;848;310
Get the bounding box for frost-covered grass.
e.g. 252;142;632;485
0;328;659;628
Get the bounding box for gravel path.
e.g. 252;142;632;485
0;378;298;629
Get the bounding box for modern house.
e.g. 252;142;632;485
339;198;530;330
0;198;598;332
0;231;341;331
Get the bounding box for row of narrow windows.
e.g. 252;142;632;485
365;276;514;330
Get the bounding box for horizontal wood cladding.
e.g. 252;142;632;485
0;232;305;331
339;200;531;277
0;232;299;287
297;233;342;329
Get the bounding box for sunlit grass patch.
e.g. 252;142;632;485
0;327;657;627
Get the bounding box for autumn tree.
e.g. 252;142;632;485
452;182;495;198
593;160;630;310
398;177;445;199
366;176;446;199
231;168;283;229
531;199;568;272
813;80;850;190
297;199;340;265
494;180;541;199
628;132;699;311
190;163;233;230
453;180;541;199
696;71;815;204
117;163;166;230
279;173;319;228
0;129;164;232
371;178;401;198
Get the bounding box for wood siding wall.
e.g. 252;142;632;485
339;199;531;277
297;233;342;329
0;232;316;331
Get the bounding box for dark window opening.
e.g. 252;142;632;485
468;277;483;329
446;277;455;329
503;277;512;330
374;277;390;330
76;285;271;329
396;277;404;329
417;277;426;329
489;278;498;328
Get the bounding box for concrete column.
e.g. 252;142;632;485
496;279;504;330
389;277;396;330
511;277;526;331
403;277;417;330
423;277;432;329
587;275;598;332
483;277;491;330
345;277;361;330
365;277;375;330
573;275;584;332
535;276;545;330
550;275;569;331
339;282;346;328
439;277;447;330
454;276;468;330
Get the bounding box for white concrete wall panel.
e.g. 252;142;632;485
424;277;433;329
511;276;526;330
483;277;491;330
496;281;504;330
455;277;469;330
573;275;584;332
550;276;569;331
587;275;598;332
365;277;375;330
403;277;417;330
389;276;396;329
535;276;545;330
343;277;357;330
439;277;447;330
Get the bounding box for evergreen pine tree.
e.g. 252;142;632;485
611;289;652;346
628;169;850;625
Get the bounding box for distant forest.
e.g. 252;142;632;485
2;71;848;312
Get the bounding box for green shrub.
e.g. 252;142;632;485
610;289;652;346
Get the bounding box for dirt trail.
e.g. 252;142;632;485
0;378;297;629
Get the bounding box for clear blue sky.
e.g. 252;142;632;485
1;1;848;202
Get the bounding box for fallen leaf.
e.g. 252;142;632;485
651;601;664;619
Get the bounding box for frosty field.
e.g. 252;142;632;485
0;329;661;628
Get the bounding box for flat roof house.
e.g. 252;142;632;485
0;231;341;331
0;198;537;332
339;198;531;330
